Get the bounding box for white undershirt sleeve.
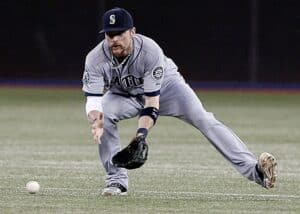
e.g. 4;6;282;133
85;96;103;116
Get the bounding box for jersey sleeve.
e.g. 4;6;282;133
82;60;105;96
143;48;164;96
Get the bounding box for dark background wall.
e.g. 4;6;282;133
1;0;299;84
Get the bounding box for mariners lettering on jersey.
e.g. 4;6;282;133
111;74;143;89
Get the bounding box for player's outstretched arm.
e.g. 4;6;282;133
111;95;159;169
136;95;159;137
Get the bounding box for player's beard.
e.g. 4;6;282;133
111;40;133;57
111;45;125;57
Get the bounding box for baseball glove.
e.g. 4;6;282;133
112;135;148;170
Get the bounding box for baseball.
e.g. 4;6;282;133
26;181;40;194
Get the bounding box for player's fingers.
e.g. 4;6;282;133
93;134;98;144
97;135;102;144
94;135;101;144
97;129;103;144
91;122;97;129
94;128;103;144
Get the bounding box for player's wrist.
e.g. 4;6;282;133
87;111;103;125
136;128;148;138
139;107;159;125
88;117;97;125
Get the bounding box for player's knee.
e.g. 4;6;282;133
190;112;221;131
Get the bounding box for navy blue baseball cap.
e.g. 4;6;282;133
100;7;134;33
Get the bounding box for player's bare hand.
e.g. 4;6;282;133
89;112;104;144
91;122;103;144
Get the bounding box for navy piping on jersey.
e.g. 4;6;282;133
127;36;143;73
84;92;103;97
102;42;111;62
144;90;160;97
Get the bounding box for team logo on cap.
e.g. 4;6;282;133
152;66;164;80
109;14;116;25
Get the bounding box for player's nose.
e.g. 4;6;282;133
111;36;121;42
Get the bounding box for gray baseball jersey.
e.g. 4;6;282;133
82;34;178;97
82;34;263;190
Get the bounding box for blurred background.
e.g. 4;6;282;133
1;0;299;88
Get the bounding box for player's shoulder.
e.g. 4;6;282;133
85;41;107;66
135;34;163;55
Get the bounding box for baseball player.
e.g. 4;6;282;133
82;7;277;196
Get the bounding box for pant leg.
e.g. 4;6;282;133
159;79;263;186
99;91;143;189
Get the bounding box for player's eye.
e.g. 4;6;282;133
106;31;125;38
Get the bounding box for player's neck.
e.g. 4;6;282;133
111;39;133;66
115;55;130;64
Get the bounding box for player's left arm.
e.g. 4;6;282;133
136;95;159;137
136;40;164;138
112;94;158;169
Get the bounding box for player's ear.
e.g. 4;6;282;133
130;27;136;35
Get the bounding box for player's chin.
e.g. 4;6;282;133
111;48;123;57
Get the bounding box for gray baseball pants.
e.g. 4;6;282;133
99;76;263;189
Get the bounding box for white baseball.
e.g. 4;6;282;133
26;181;40;194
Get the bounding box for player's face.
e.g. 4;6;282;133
105;28;135;57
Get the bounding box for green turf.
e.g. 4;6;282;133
0;87;299;213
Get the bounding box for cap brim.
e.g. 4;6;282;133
99;27;131;34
